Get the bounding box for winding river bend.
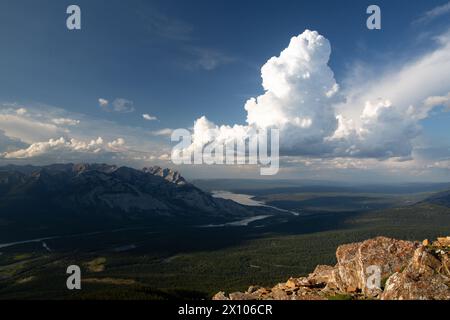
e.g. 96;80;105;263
0;192;300;248
198;190;301;228
212;190;301;216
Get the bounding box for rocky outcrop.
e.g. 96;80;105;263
213;236;450;300
143;166;187;185
334;237;418;297
381;238;450;300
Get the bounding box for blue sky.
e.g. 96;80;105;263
1;0;450;182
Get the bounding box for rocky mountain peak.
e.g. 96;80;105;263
143;166;187;185
0;163;253;220
213;236;450;300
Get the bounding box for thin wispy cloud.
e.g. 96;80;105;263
424;92;450;110
51;118;80;126
138;5;234;71
0;129;28;153
413;1;450;24
151;128;173;136
139;7;193;41
112;98;135;113
143;113;158;121
99;98;135;113
0;112;64;144
16;108;27;115
184;47;235;71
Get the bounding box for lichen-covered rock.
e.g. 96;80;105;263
307;265;335;287
335;237;418;297
228;292;255;300
212;291;229;300
245;285;262;294
434;237;450;247
381;246;450;300
270;285;291;300
285;277;309;288
212;236;450;301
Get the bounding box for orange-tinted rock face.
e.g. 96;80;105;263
213;236;450;301
335;237;418;297
381;246;450;300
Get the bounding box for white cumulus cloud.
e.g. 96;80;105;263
180;29;450;162
151;128;173;136
98;98;109;107
424;92;450;111
2;136;126;159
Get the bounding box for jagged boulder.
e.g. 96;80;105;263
381;244;450;300
213;236;449;300
306;265;335;287
434;237;450;247
213;277;329;301
212;292;229;300
334;237;418;296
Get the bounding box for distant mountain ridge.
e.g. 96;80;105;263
425;190;450;207
0;163;256;231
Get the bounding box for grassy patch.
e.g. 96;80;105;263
13;254;32;261
85;257;107;273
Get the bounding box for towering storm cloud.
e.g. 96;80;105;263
183;30;340;157
244;30;340;154
183;29;450;160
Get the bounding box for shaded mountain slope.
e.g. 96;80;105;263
425;189;450;207
0;164;258;234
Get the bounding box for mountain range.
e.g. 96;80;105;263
0;163;259;238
